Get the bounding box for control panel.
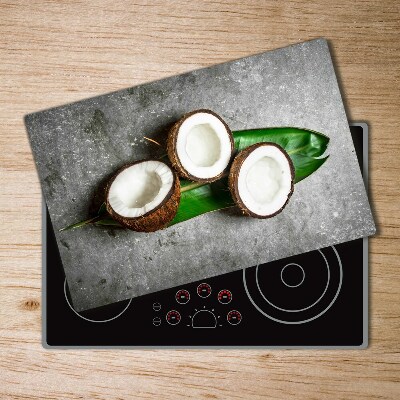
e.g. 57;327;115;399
152;282;242;328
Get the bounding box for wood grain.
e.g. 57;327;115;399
1;1;399;398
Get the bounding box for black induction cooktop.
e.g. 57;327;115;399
43;123;369;348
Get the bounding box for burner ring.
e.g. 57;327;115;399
280;263;305;288
255;250;330;313
243;246;343;324
64;279;132;323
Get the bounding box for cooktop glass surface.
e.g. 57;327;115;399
43;123;368;348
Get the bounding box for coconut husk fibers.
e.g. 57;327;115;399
105;160;180;232
228;142;295;219
167;109;234;183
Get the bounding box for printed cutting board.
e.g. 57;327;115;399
26;39;375;311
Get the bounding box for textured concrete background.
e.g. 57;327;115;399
26;39;375;311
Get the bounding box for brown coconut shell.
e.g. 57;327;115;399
105;160;180;232
228;142;295;219
167;109;234;183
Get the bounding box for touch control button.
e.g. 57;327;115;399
227;310;242;325
153;302;161;311
176;289;190;304
197;283;212;298
218;289;232;304
153;317;161;326
166;310;181;325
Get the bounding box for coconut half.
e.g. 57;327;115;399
229;143;295;218
167;109;234;182
105;160;180;232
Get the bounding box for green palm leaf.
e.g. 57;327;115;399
60;127;329;231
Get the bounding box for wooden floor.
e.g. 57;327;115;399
0;1;399;399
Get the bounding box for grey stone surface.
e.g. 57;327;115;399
26;39;375;312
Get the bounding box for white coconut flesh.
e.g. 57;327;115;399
238;146;293;216
108;161;174;218
176;112;232;179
